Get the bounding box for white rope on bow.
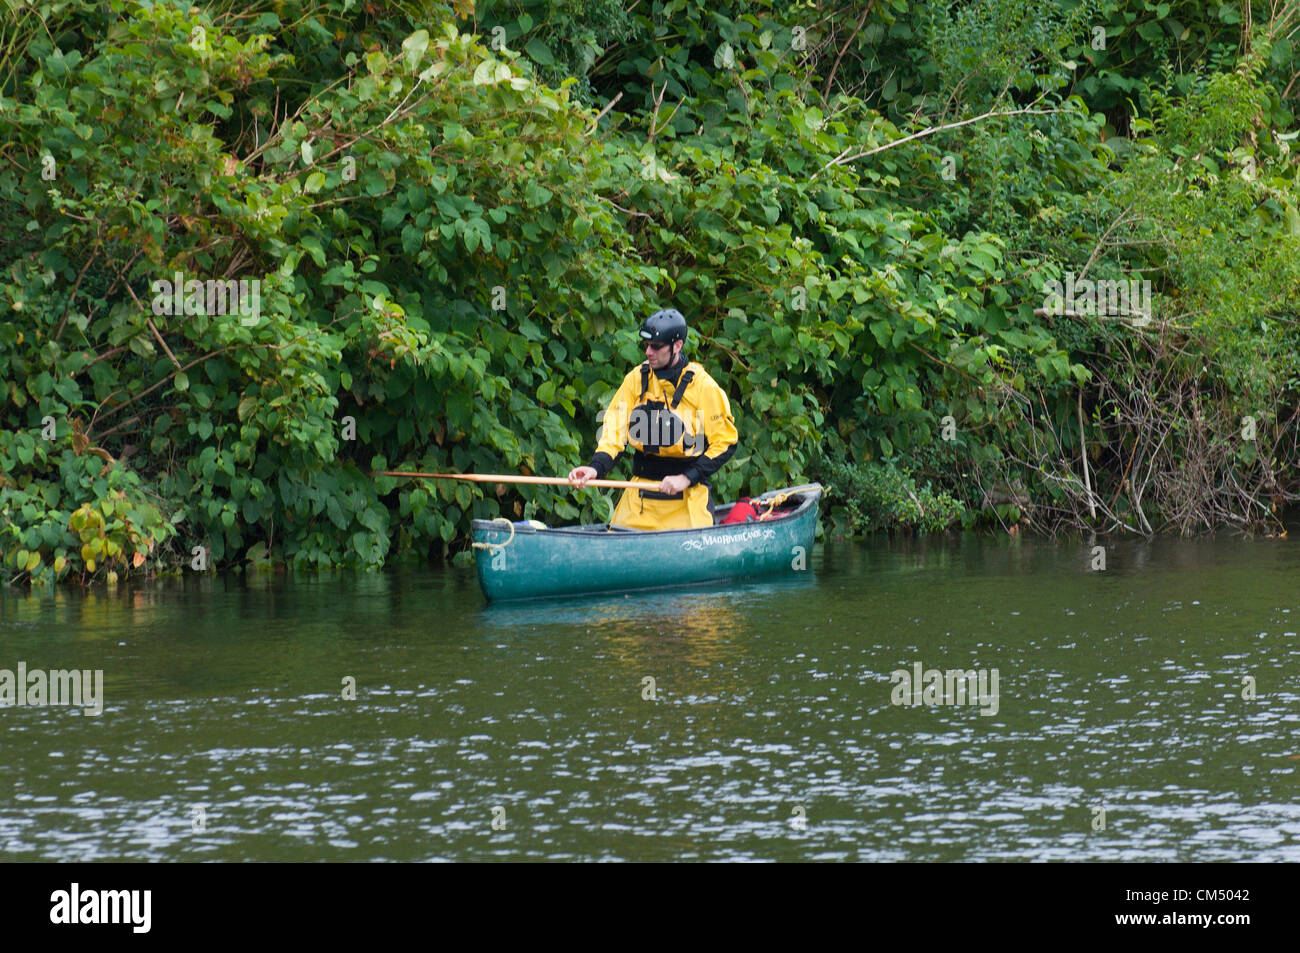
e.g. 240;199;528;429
471;517;515;551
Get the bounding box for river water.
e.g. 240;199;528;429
1;531;1297;861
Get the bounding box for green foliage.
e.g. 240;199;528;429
476;0;633;104
821;455;966;535
0;426;174;585
2;0;1298;585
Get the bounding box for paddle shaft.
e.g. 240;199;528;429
373;471;655;491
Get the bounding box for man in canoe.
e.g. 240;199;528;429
567;309;738;530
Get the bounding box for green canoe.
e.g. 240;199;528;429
470;483;822;602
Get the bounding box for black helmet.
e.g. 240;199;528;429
639;308;688;346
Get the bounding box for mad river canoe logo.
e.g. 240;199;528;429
681;527;776;551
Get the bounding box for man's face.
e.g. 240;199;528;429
644;338;680;370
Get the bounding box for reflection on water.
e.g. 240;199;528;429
480;574;816;632
1;531;1297;861
480;575;819;704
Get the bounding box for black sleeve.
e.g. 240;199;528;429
588;451;619;479
681;443;736;486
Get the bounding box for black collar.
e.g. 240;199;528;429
652;353;687;386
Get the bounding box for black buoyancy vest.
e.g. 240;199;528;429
632;360;702;466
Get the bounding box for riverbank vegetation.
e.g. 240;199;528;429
3;0;1299;584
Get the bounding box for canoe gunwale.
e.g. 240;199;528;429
470;483;823;541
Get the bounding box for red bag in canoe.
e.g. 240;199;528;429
721;498;759;524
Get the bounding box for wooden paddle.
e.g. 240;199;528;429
372;470;651;491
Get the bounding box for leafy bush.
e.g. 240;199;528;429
2;0;1297;586
820;454;966;536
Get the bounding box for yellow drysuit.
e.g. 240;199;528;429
587;359;738;530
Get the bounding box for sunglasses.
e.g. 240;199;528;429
643;340;670;351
